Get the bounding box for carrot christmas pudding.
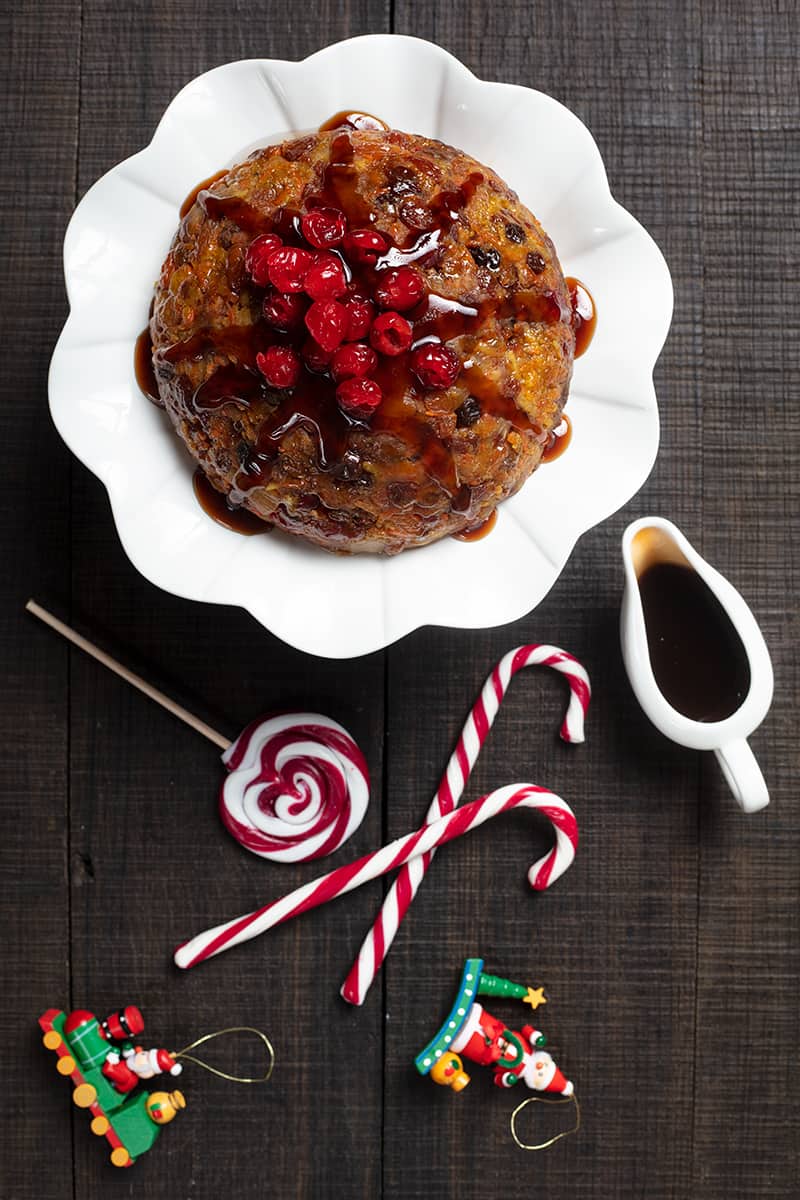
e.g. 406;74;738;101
147;115;582;554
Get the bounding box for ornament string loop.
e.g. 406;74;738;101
174;1026;275;1084
510;1092;581;1151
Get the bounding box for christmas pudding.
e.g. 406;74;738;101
149;121;575;553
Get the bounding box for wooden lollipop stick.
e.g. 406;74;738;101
25;599;230;750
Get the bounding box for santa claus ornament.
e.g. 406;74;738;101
39;1006;274;1167
415;959;580;1150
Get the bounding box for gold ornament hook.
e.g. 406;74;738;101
510;1092;581;1151
173;1026;275;1084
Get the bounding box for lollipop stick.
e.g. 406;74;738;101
25;599;230;750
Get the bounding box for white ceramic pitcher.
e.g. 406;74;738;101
621;517;773;813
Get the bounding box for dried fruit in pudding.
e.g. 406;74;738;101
149;125;575;554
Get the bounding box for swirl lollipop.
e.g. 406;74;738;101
25;602;370;863
220;713;369;862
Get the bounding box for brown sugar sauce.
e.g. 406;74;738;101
180;169;228;219
319;111;390;132
637;562;751;722
134;324;162;406
565;277;596;358
144;120;594;540
452;510;498;542
192;469;271;535
541;414;572;463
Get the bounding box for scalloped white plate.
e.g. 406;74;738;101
49;35;672;658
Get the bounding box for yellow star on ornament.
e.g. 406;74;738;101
524;986;547;1010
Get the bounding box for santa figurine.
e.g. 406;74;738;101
417;958;574;1099
103;1045;183;1094
450;1002;546;1070
492;1025;574;1095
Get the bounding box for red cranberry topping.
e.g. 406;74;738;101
337;377;383;420
256;346;301;389
302;338;333;373
304;254;348;301
304;299;349;352
410;343;461;389
374;266;426;312
301;207;347;249
267;246;315;293
343;228;390;266
245;233;283;285
262;290;307;331
370;311;413;356
343;295;375;341
331;342;378;382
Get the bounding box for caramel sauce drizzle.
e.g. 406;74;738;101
452;509;498;542
192;469;271;535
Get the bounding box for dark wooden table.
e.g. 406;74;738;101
3;2;798;1197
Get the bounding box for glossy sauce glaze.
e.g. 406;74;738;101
452;509;498;542
565;277;596;358
180;169;229;219
192;469;271;535
638;561;751;722
541;413;572;463
319;111;390;132
134;324;162;406
145;121;595;540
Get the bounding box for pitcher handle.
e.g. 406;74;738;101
713;740;770;813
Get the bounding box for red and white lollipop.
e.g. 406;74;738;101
220;713;369;862
25;603;370;864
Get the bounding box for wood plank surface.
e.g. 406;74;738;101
0;4;80;1198
1;1;797;1198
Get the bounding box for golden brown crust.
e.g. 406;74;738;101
151;129;574;554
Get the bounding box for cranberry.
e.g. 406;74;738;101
370;311;413;356
304;254;348;301
301;207;347;249
302;338;333;374
410;343;461;389
262;290;306;331
331;342;378;382
266;246;315;293
342;228;389;266
304;299;349;352
337;377;383;420
374;266;426;312
343;295;375;340
256;346;301;389
245;233;283;285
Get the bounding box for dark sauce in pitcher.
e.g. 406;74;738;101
637;562;751;721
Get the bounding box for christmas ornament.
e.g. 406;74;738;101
26;601;369;861
174;784;578;969
416;959;580;1150
342;643;590;1004
39;1006;274;1168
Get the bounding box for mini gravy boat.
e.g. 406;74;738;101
621;517;773;813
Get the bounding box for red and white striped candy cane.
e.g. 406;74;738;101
173;783;578;970
341;644;590;1005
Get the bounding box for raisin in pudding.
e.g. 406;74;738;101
148;121;576;554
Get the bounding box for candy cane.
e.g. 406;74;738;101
341;644;590;1005
174;784;578;970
